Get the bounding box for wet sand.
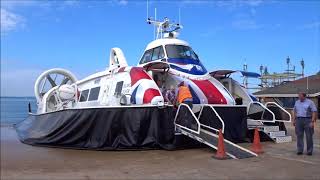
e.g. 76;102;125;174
1;122;320;179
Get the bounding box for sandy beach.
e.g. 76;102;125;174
1;122;319;179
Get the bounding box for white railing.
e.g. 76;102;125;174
247;102;276;122
265;102;292;122
198;105;225;134
174;103;201;135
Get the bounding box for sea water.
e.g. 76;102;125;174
0;97;37;126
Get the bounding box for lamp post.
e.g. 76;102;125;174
260;65;263;88
286;56;290;81
243;63;248;88
300;58;305;77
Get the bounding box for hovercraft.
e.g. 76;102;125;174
15;17;292;159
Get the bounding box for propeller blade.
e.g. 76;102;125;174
61;77;70;85
40;77;47;94
47;75;57;87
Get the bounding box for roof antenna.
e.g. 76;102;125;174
179;8;181;25
154;8;157;40
146;0;149;20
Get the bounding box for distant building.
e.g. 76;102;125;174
254;74;320;118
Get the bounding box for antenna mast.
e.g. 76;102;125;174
146;1;183;39
147;17;183;39
154;8;157;39
179;8;181;25
146;0;149;20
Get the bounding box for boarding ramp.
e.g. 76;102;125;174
174;104;257;159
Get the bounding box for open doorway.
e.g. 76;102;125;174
152;72;177;91
152;71;179;105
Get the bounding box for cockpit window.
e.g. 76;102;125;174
165;45;207;75
140;49;152;64
151;46;165;60
165;45;199;60
140;46;165;64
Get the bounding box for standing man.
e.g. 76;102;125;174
175;82;194;130
176;82;193;109
292;92;317;155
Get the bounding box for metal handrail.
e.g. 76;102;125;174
265;102;292;122
247;102;276;122
198;105;225;134
174;103;201;135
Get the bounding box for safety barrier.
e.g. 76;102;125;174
265;102;292;122
174;104;226;135
198;105;225;134
174;103;201;134
247;102;275;122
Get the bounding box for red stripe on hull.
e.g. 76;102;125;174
192;80;227;104
143;89;161;104
130;67;151;86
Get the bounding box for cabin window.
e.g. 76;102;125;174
88;87;100;101
114;81;124;97
140;46;165;64
165;45;207;75
140;49;152;64
151;46;165;61
165;45;199;60
158;46;165;59
79;89;89;102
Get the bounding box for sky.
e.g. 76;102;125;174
1;0;320;97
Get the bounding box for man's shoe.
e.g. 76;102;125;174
307;152;312;156
297;152;303;155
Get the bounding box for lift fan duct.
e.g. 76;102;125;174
34;68;77;102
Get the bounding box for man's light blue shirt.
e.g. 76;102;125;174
294;99;317;118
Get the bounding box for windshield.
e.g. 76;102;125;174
139;46;165;64
165;45;207;75
165;45;199;60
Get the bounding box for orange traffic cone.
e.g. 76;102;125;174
213;129;228;160
250;128;264;154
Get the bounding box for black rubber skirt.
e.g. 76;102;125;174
15;106;248;150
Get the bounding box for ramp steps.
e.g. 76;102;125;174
247;119;264;127
264;126;292;143
177;127;257;159
247;121;292;143
267;131;292;143
246;101;293;143
274;135;292;143
268;131;286;138
263;126;279;132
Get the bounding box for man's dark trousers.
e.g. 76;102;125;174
295;117;314;154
